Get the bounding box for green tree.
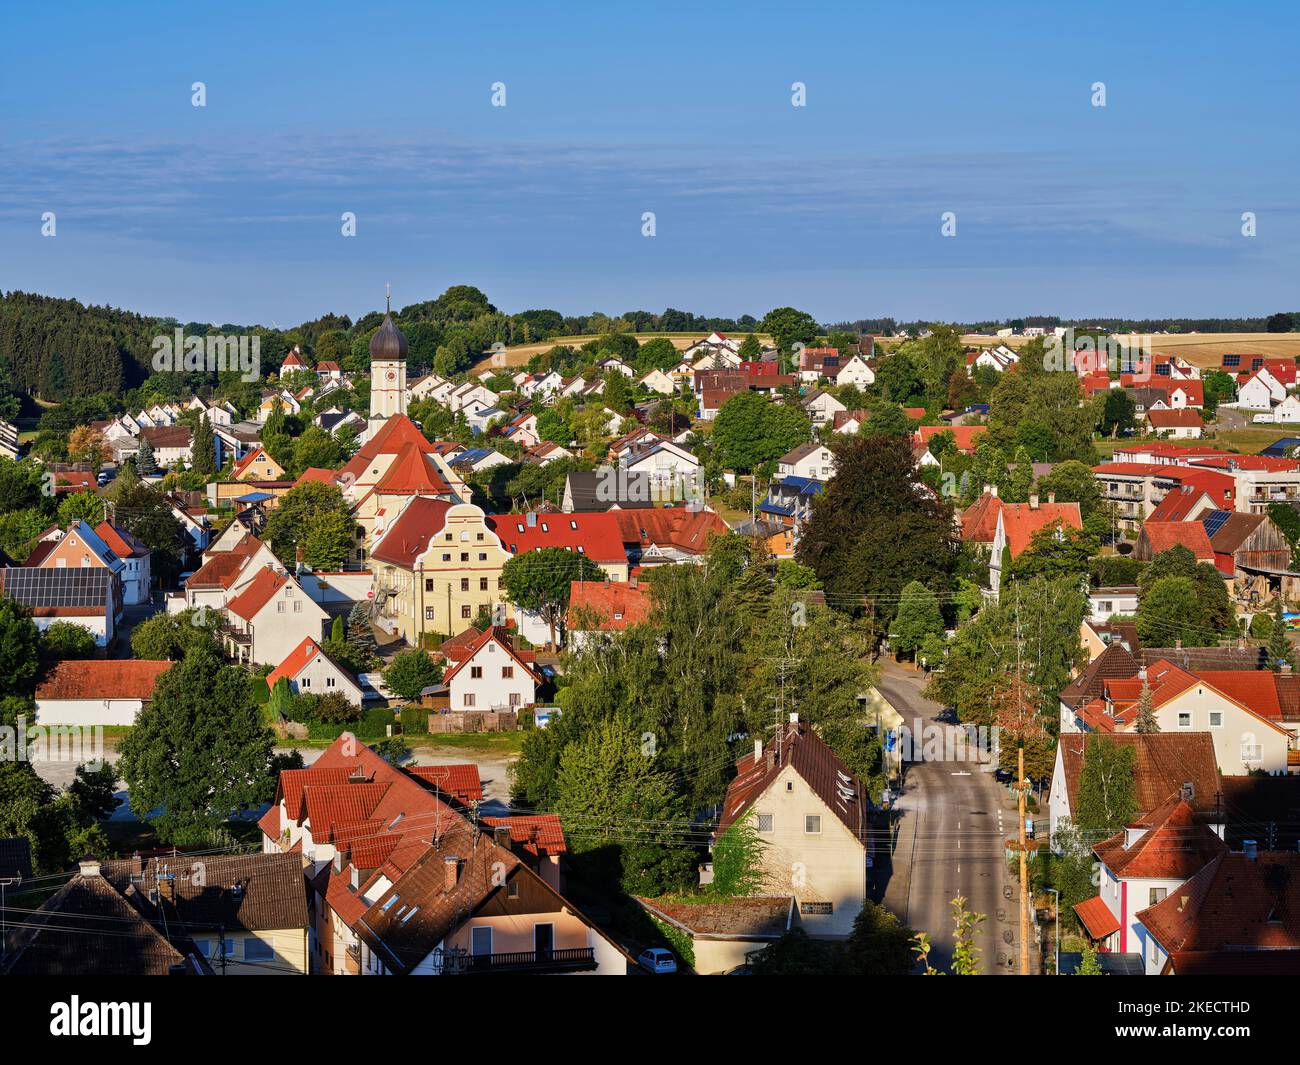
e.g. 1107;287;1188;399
112;482;188;585
382;648;443;701
118;647;273;844
57;491;106;527
0;598;42;700
892;581;943;659
130;608;220;660
1133;681;1159;733
710;818;766;897
191;416;217;476
262;481;353;568
758;307;819;355
798;434;957;626
865;402;912;438
40;620;97;661
136;436;158;476
711;390;811;472
1137;576;1214;648
552;718;695;896
1074;735;1138;844
500;546;603;646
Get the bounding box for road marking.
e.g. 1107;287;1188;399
950;771;971;777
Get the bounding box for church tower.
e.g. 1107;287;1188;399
369;288;407;420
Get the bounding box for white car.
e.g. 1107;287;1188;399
637;947;677;974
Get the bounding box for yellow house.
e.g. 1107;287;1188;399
715;716;870;939
370;497;512;643
861;686;907;779
231;446;285;482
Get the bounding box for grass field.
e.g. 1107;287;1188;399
472;332;772;373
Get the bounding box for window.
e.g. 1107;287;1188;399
502;666;514;679
1149;887;1167;906
509;692;520;706
800;902;833;915
301;678;311;689
442;553;451;562
756;813;773;833
460;553;469;562
461;605;472;619
461;578;470;592
293;600;302;613
1242;738;1263;761
326;677;336;688
478;552;487;561
805;815;822;834
1209;711;1223;728
425;579;434;592
244;938;274;962
471;666;483;679
464;693;476;707
424;607;435;620
507;880;520;898
277;601;286;613
479;577;489;591
1178;712;1192;728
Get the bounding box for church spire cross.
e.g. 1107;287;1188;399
386;283;391;314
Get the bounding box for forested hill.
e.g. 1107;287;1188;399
0;291;160;403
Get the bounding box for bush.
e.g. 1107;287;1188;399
400;705;429;734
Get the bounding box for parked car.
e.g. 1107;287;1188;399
993;768;1014;784
637;947;677;974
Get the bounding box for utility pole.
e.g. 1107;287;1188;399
1018;744;1029;976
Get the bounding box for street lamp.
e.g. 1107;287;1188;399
1047;887;1060;975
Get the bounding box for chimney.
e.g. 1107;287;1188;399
1028;493;1039;510
1047;492;1056;504
986;483;998;499
754;738;763;762
1243;839;1258;861
1175;638;1182;651
78;859;101;878
789;712;799;724
158;873;177;903
493;825;511;849
443;855;461;892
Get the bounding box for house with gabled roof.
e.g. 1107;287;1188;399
182;533;279;612
231;446;285;482
94;520;151;605
267;637;365;705
35;659;171;725
714;715;870;938
259;735;630;975
0;565;119;647
1072;795;1228;960
222;565;328;667
566;578;653;652
988;496;1082;595
443;626;542;711
1134;850;1300;975
1048;732;1221;846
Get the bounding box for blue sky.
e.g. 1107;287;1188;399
1;0;1297;326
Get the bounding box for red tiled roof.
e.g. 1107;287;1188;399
567;580;653;631
717;722;867;840
1146;408;1203;429
998;502;1083;557
1094;797;1227;879
293;467;338;487
916;424;986;453
610;507;728;554
266;637;326;689
35;659;171;700
1136;852;1300;955
224;565;288;621
231;446;273;479
1193;670;1284;721
369;497;454;567
1146;488;1213;523
1054;732;1220;822
338;415;441;484
441;627;540;685
406;764;484;804
374;441;452;495
1139;521;1215;561
93;521;148;559
434;626;483;664
486;511;626;564
1073;895;1121;940
481;814;567;856
960;492;1002;544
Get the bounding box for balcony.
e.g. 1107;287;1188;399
441;947;597;975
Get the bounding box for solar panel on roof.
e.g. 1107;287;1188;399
1201;510;1233;539
0;567;111;608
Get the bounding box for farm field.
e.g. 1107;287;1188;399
473;332;771;371
960;331;1300;369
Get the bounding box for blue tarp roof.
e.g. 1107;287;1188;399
235;491;275;503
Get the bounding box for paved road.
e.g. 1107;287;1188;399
875;660;1022;975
